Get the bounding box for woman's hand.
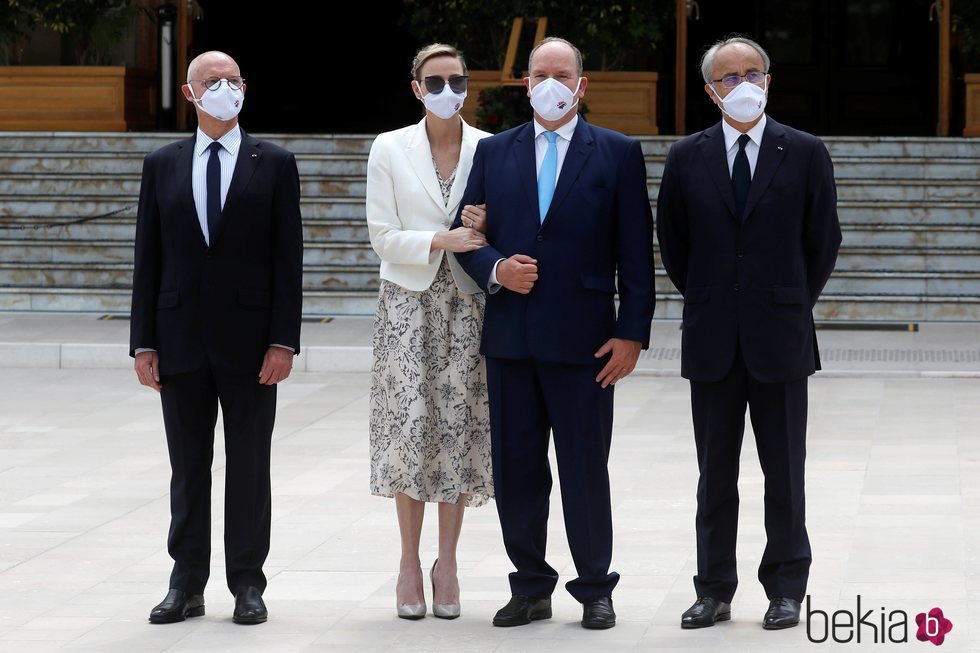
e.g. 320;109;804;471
431;227;487;253
460;203;487;233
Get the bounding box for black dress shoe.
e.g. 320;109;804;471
492;595;552;627
763;597;801;630
233;586;268;625
681;597;731;628
582;596;616;629
149;589;205;624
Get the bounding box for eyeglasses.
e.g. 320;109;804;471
421;75;468;94
711;71;767;88
190;76;245;91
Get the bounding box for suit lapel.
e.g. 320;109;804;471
697;122;738;222
742;118;788;223
543;118;594;227
174;136;204;246
405;117;447;212
211;132;261;245
445;120;479;216
513;122;540;224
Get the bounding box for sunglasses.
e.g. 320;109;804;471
422;75;468;94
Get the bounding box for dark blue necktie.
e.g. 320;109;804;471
206;141;223;243
732;133;751;220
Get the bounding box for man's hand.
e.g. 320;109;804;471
259;346;294;385
594;338;642;388
497;254;538;294
134;351;162;392
460;203;487;233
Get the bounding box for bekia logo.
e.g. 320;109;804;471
807;596;954;646
916;608;953;646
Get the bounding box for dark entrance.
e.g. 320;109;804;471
685;0;940;136
190;0;420;134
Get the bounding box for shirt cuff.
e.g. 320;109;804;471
271;343;295;353
134;348;156;354
488;258;505;294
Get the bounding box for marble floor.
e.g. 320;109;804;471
0;317;978;651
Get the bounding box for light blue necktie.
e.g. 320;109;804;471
537;131;558;222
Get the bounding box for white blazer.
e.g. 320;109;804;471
366;116;490;294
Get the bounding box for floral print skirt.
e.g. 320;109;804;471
369;256;493;507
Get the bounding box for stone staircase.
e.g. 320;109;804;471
1;132;978;321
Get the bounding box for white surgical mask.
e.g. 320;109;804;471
189;80;244;121
711;79;767;123
415;81;466;120
529;77;581;122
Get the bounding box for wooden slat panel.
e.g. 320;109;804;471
965;74;980;136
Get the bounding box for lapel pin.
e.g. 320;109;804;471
251;153;258;158
777;146;784;151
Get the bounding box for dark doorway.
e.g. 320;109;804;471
190;0;422;133
685;0;939;136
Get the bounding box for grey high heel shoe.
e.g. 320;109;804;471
430;558;461;619
396;568;426;620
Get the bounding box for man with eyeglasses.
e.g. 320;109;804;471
130;50;303;626
657;36;841;631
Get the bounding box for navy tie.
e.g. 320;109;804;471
206;141;223;243
732;133;751;220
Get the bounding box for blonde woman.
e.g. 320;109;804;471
366;43;493;620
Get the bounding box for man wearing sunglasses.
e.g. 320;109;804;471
657;36;841;631
452;37;656;630
130;50;303;626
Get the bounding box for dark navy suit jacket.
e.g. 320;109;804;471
656;117;842;383
453;118;656;365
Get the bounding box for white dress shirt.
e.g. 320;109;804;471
489;115;580;290
721;113;766;179
193;125;242;246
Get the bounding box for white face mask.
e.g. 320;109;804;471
189;80;244;121
529;77;581;122
415;81;466;120
711;78;767;123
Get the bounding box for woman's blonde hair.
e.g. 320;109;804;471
411;43;467;80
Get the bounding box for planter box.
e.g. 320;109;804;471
461;70;659;134
0;66;155;132
966;73;980;137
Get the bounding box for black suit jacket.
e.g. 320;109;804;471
453;118;656;364
129;131;303;376
656;117;842;383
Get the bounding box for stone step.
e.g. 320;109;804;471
3;192;980;226
3;237;980;271
1;285;977;322
7;172;980;206
4;133;980;159
0;262;384;291
4;262;978;300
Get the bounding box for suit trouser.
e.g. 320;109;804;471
689;348;811;603
486;356;619;602
160;357;277;595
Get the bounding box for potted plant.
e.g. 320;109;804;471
0;0;154;131
953;0;980;135
400;0;672;134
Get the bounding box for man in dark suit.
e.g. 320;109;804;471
453;37;656;630
657;36;841;630
130;50;303;626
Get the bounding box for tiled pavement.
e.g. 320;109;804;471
0;313;978;651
